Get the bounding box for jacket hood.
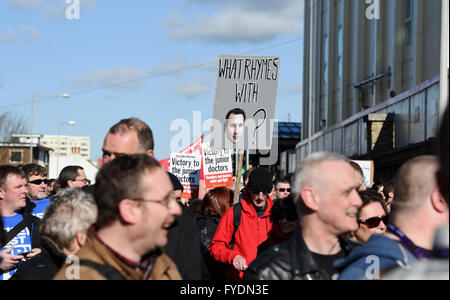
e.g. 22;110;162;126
334;234;410;271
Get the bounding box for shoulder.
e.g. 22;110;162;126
245;243;292;280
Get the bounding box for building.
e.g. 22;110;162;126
0;134;51;168
300;0;448;181
40;135;90;160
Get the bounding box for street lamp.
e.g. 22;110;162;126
30;93;71;163
56;121;76;176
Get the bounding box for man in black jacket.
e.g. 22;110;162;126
245;152;362;280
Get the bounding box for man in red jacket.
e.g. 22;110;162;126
209;168;273;279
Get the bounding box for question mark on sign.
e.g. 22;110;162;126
252;108;267;144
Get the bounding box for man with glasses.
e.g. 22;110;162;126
336;155;448;280
58;165;88;189
100;118;208;280
54;154;182;280
274;177;291;202
209;167;274;280
21;164;50;219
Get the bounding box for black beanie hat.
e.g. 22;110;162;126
245;168;272;193
167;172;184;192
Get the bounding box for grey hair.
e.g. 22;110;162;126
40;188;97;250
292;152;350;214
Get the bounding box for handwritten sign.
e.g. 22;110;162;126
202;146;233;189
211;55;280;150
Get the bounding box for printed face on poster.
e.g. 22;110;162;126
169;153;202;199
210;55;280;150
202;146;234;189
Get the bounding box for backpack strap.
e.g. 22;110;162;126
79;260;126;280
3;214;33;247
228;202;242;250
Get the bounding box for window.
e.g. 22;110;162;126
323;34;329;85
404;0;413;46
337;25;343;78
9;150;23;163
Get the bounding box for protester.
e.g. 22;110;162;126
54;154;182;280
0;165;42;280
209;167;274;280
164;172;210;280
336;155;448;280
257;194;298;255
383;105;449;280
352;189;389;244
21;164;51;219
197;187;233;280
58;166;88;189
273;177;292;202
46;179;56;197
100;117;207;280
10;188;97;280
382;180;395;213
244;152;362;280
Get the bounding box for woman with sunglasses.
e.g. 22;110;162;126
353;189;389;244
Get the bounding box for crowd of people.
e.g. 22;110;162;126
0;105;448;280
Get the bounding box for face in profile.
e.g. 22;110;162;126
224;113;245;144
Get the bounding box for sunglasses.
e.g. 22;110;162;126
277;188;291;193
359;215;390;228
249;188;272;196
28;179;48;185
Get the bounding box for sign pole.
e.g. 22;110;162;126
233;149;245;204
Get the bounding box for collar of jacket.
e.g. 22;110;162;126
40;235;67;267
287;228;326;279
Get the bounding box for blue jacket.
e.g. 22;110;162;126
334;234;417;280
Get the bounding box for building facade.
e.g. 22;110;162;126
300;0;448;181
40;135;90;160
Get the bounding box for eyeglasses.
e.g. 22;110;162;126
359;215;390;228
131;194;175;208
277;188;291;193
249;189;271;196
28;179;48;185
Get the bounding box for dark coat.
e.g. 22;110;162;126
244;228;358;280
10;236;66;280
197;214;227;280
164;204;210;280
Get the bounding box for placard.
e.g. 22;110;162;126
352;160;374;187
169;153;202;199
202;146;234;189
211;55;280;150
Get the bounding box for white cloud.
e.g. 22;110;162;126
67;67;147;90
173;81;211;99
0;29;20;43
164;0;303;44
0;26;42;43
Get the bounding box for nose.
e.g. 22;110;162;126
169;199;182;216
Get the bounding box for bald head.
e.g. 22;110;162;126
392;155;439;215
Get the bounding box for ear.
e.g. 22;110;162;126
388;192;394;199
430;188;448;214
67;180;74;188
146;149;155;158
118;199;141;225
0;187;5;199
75;231;87;248
300;187;319;212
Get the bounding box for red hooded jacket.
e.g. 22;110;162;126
208;194;273;279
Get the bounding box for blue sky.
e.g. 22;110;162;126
0;0;304;162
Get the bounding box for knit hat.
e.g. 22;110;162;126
167;172;184;192
245;168;273;194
